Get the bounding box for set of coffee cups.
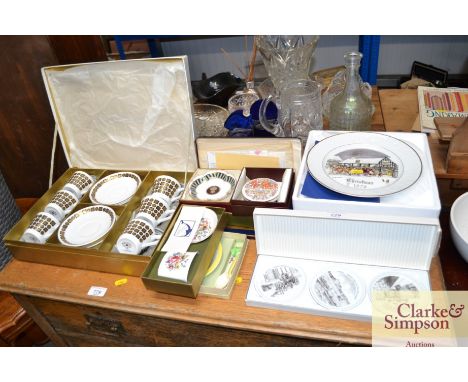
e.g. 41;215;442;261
21;171;96;244
116;175;184;255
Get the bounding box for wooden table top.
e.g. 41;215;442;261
0;239;446;346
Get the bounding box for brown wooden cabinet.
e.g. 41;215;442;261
0;240;446;347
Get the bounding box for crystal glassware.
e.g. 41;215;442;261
329;52;373;131
193;104;229;137
259;79;323;144
255;35;319;94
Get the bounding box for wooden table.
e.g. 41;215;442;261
0;239;446;347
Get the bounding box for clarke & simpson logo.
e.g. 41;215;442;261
372;291;468;347
384;303;465;334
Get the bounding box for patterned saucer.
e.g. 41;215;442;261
192;208;218;243
242;178;280;202
89;172;141;205
189;171;236;201
58;205;116;247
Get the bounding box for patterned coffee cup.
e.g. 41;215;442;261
44;189;79;221
21;212;60;244
149;175;184;202
135;194;175;228
63;171;95;199
116;218;162;255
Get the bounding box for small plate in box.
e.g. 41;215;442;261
242;177;280;202
254;265;306;302
192;208;218;244
90;172;141;205
371;273;419;293
309;270;365;311
189;171;236;201
58;205;116;247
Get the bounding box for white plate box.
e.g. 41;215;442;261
246;208;441;321
292;131;441;219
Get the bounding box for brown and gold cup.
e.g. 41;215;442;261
44;189;79;221
21;212;60;244
116;218;162;255
63;171;95;199
135;195;175;228
149;175;184;203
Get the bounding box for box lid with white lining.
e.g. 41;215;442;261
292;131;441;219
253;208;441;271
42;57;197;173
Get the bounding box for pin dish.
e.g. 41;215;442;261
189;171;236;201
242;177;280;202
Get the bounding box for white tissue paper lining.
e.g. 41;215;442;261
43;58;197;172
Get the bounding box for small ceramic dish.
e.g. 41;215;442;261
309;269;365;311
189;171;236;201
58;205;116;247
254;265;306;302
192;208;218;244
242;177;280;202
89;172;141;205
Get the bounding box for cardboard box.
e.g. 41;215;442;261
141;205;229;298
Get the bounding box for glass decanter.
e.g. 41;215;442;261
329;52;373;131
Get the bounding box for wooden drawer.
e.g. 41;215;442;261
27;296;338;346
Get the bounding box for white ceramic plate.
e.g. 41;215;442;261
309;270;365;311
306;132;423;198
58;205;116;247
254;265;306;302
192;208;218;244
90;172;141;205
242;178;280;202
189;171;236;201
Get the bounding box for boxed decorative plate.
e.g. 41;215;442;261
246;208;441;321
293;131;441;219
180;138;302;213
4;57;198;275
230;167;294;216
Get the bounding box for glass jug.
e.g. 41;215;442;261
329;52;373;131
259;79;323;144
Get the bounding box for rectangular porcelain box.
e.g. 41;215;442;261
245;208;441;321
141;205;229;298
292;131;441;219
4;168;192;276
